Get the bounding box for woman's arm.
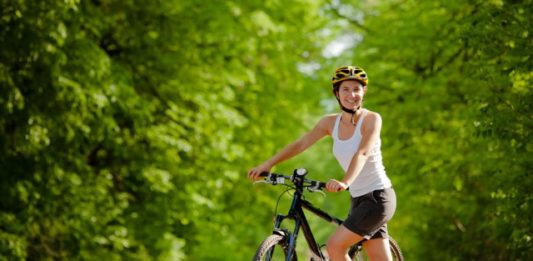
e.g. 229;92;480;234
248;115;332;180
326;112;382;191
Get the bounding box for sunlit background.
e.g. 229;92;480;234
0;0;531;260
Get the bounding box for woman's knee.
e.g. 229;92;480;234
326;237;348;260
326;235;343;251
327;234;352;255
327;225;364;258
326;233;354;252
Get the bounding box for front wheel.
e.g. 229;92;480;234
252;234;296;261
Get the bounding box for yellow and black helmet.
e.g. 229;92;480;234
331;66;368;87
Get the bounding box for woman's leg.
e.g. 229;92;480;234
327;225;363;261
363;238;392;261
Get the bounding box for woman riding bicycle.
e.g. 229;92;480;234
248;66;397;261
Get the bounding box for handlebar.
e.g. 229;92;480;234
258;169;327;192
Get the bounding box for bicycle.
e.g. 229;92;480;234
252;168;403;261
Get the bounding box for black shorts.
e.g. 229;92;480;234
342;187;396;239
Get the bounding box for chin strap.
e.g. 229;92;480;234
340;105;361;125
341;106;356;114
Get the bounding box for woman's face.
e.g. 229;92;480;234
337;80;366;111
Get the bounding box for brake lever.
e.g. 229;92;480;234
307;187;326;197
253;180;270;185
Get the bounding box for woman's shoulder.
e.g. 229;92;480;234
322;113;339;120
364;109;382;120
319;113;339;125
362;109;382;130
316;114;339;134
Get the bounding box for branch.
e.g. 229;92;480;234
128;63;195;127
329;1;370;33
431;47;464;76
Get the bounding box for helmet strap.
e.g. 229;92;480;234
341;106;357;114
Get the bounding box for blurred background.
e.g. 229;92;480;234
0;0;531;260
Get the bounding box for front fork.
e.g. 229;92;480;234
271;214;299;261
273;213;325;261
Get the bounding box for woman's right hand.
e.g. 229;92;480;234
326;179;349;192
247;162;273;181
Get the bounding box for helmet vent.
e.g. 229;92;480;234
331;65;368;86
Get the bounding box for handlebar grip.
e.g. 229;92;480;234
259;171;270;177
315;181;348;191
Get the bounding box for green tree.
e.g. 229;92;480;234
2;0;530;260
0;0;330;260
330;0;532;259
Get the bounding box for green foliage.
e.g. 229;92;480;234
0;0;329;260
1;0;531;260
332;0;532;259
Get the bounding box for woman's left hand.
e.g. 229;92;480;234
326;179;348;192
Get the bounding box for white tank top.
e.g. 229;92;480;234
332;110;392;197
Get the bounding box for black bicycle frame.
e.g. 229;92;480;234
270;187;344;260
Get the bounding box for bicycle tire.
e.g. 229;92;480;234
350;236;404;261
252;234;297;261
388;236;404;261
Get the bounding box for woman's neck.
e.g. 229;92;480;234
341;109;363;126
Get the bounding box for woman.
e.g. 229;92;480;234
248;66;396;261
